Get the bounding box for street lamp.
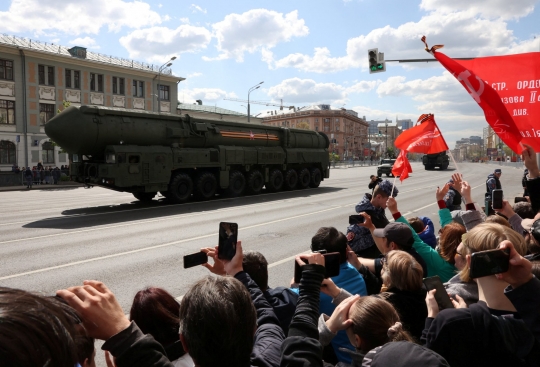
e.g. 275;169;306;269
156;56;177;114
385;121;388;158
248;81;263;123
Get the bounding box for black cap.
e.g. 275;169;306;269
363;341;450;367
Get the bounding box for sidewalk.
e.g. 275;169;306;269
0;182;84;192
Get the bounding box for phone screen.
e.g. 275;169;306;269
294;252;341;283
218;222;238;260
492;189;503;209
349;215;365;225
423;276;454;310
184;252;208;269
469;248;510;279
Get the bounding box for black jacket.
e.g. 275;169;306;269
265;286;299;336
102;271;284;367
525;177;540;215
368;178;382;194
376;288;427;341
421;278;540;367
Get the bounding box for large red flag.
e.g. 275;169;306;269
421;37;535;153
394;114;449;154
392;150;412;182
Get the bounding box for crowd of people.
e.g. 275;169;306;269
1;145;540;367
10;162;70;188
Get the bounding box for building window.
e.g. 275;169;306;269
65;69;80;89
0;59;14;81
158;84;169;100
39;103;55;125
90;73;103;92
113;77;125;95
336;119;339;122
38;65;55;85
315;126;319;131
42;141;54;163
133;80;144;97
336;124;340;131
0;100;15;124
0;140;16;164
315;118;319;123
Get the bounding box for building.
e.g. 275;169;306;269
176;101;261;124
397;118;414;130
262;104;369;159
454;134;485;161
0;34;184;170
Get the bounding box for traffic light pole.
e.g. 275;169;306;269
384;58;475;63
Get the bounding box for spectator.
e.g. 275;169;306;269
522;168;529;197
0;287;79;366
37;161;43;170
386;196;456;282
485;214;512;228
522;144;540;214
242;251;299;335
53;167;60;184
129;287;193;367
295;226;368;363
443;178;462;211
348;180;398;259
368;175;382;195
513;201;535;220
422;234;540;367
522;218;540;260
494;200;528;236
24;166;33;189
408;216;437;249
377;250;427;341
359;342;450;367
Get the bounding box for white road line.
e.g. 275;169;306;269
0;205;346;281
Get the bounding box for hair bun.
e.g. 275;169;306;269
387;322;403;338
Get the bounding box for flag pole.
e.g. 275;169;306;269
447;149;461;175
391;174;398;197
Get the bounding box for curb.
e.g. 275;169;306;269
0;183;84;192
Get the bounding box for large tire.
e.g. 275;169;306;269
195;171;217;200
266;169;284;192
246;170;264;194
441;164;448;170
284;169;298;190
377;171;382;176
133;192;156;202
309;168;322;188
297;168;310;189
227;170;246;197
169;172;193;203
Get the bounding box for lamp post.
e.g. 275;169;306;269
156;56;176;114
248;81;264;122
385;121;388;158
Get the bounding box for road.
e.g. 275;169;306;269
0;162;525;366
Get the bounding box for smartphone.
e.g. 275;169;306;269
294;252;341;283
184;251;208;269
492;189;503;210
349;215;365;225
423;276;454;310
469;248;510;279
514;197;528;203
217;222;238;261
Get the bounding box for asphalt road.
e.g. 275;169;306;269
0;162;525;366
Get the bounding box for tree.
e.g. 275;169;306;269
329;152;340;162
386;147;396;158
296;121;310;130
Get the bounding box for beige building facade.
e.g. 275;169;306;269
262;104;369;159
0;34;184;170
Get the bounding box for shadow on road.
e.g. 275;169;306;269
23;187;344;230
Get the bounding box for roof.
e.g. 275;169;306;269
263;104;360;119
0;33;183;79
177;103;247;116
377;122;398;128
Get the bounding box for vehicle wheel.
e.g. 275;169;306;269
377;171;382;176
284;169;298;190
133;192;156;202
386;173;390;177
297;168;310;189
169;172;193;203
195;171;217;200
266;169;284;192
227;170;245;197
441;164;448;170
246;170;264;194
309;168;322;188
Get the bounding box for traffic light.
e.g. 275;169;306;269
368;48;386;74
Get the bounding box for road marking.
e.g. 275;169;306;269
0;206;346;281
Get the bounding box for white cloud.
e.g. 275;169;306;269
266;7;540;73
206;9;309;62
120;24;212;62
420;0;538;20
0;0;162;35
178;88;237;104
266;77;378;105
69;37;100;49
187;72;202;78
180;17;190;24
190;4;207;14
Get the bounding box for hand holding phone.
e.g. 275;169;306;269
294;252;341;283
184;251;208;269
423;276;454;310
218;222;238;261
469;248;510;279
349;215;365;225
492;189;503;210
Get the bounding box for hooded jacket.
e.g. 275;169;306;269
418;216;437;249
348;194;389;254
264;286;299;336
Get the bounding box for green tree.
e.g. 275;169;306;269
386;147;396;158
297;121;310;130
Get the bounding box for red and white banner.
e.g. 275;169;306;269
392;150;412;182
394;114;449;154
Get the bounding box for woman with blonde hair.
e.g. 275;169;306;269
378;250;427;341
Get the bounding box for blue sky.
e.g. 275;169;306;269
1;0;539;147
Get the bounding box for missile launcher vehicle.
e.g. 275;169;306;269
45;106;330;203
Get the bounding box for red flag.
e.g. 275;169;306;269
394;114;449;154
392;150;412;182
420;36;532;153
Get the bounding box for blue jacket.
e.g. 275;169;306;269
418;216;437;249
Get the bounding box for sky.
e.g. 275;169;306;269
1;0;539;148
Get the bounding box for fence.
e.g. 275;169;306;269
485;161;525;169
0;170;70;186
330;160;379;169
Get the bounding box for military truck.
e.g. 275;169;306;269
423;152;449;170
377;158;396;177
45;106;330;203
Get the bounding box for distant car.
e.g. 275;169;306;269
377;158;396;177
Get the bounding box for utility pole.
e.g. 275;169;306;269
247;82;264;123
